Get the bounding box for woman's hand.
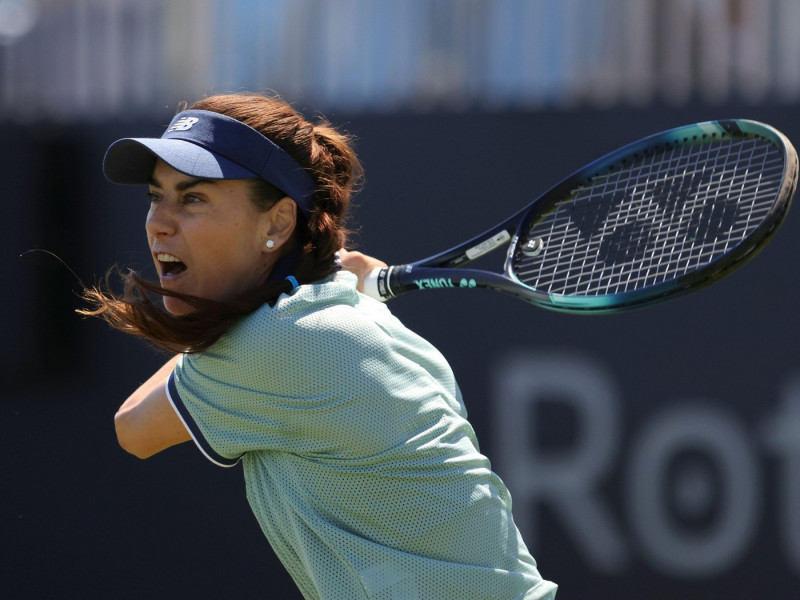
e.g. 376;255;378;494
339;249;387;293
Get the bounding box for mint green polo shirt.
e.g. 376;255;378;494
168;272;557;600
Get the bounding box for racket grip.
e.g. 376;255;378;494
362;267;393;302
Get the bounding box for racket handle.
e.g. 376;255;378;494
363;266;394;302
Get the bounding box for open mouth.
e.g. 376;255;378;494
156;253;187;277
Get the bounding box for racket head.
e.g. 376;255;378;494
507;119;798;313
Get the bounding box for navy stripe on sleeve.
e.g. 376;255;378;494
167;371;241;468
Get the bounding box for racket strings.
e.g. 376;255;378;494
513;136;785;297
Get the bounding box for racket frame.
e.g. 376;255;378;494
365;119;797;313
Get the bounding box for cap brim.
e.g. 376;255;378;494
102;138;259;184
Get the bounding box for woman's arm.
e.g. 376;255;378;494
114;355;191;459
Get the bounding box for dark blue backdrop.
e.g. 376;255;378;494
3;103;800;599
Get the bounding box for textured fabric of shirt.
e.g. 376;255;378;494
168;271;557;600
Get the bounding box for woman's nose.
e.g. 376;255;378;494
145;202;177;238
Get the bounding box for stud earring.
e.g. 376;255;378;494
265;239;275;249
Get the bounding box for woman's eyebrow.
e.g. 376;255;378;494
148;176;217;191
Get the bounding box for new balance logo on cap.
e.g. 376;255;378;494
168;116;199;132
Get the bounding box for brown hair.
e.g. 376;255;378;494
80;93;363;353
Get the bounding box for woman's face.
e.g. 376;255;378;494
145;160;275;315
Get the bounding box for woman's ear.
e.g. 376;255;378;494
262;197;298;251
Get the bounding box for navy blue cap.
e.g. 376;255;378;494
102;110;316;213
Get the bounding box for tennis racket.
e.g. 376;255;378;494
363;119;798;313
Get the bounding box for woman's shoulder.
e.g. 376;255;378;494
269;270;362;323
223;271;379;348
193;272;393;377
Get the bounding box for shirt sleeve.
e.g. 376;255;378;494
167;331;329;467
165;293;393;466
166;274;466;468
167;369;240;467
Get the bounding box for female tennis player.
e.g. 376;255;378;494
83;93;558;600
